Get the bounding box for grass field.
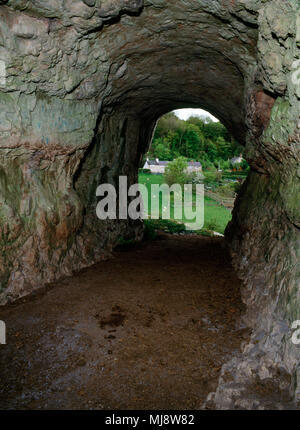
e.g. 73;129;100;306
139;173;232;234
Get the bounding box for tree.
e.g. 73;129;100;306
149;137;172;160
205;140;218;161
183;124;204;159
215;137;232;159
146;111;245;167
164;157;188;187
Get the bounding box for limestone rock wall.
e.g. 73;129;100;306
0;0;259;301
0;0;299;408
222;0;300;408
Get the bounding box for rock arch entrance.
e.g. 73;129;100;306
0;0;299;408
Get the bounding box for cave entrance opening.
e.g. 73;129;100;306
138;108;248;237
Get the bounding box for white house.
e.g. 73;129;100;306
143;158;202;174
230;154;243;166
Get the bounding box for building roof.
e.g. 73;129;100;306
230;153;243;164
230;156;243;164
145;159;168;166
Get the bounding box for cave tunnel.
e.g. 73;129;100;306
0;0;299;409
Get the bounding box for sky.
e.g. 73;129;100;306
173;108;218;122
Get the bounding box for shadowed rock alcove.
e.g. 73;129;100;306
0;0;299;409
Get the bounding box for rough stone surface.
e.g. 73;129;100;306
0;0;299;408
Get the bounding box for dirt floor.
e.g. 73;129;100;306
0;234;250;410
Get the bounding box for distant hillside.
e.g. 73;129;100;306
146;112;245;169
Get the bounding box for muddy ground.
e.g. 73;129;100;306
0;234;250;410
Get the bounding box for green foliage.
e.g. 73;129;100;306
214;170;223;184
212;179;244;198
241;159;250;171
234;181;243;194
201;160;215;170
147;112;245;164
206;218;220;232
144;219;186;235
143;220;158;240
164;157;188;187
116;237;137;250
222;170;248;180
195;228;215;238
186;171;204;185
205;163;217;172
215;182;237;198
220;159;231;170
150;137;172;160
